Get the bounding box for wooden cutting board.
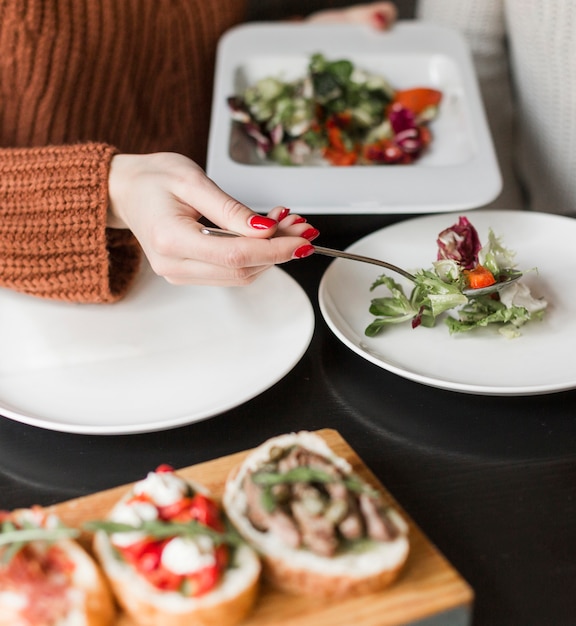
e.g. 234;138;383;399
48;429;473;626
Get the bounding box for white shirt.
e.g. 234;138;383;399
417;0;576;215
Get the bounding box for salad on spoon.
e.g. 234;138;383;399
366;216;548;338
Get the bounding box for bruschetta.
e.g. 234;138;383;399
223;431;410;598
0;506;115;626
90;465;260;626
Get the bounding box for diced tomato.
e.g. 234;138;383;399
188;494;225;531
120;538;228;596
182;558;227;597
146;564;183;591
120;539;181;591
158;493;225;531
392;88;442;114
214;544;229;571
158;497;195;521
120;538;161;569
362;140;404;164
464;265;497;289
155;464;174;473
192;564;220;595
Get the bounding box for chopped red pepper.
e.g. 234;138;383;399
322;146;358;165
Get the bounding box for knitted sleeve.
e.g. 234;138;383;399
0;143;142;303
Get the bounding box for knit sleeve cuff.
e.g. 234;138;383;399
0;143;142;303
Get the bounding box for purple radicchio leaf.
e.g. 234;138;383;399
395;127;423;155
436;216;481;270
388;102;417;134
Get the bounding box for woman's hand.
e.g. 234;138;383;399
108;152;318;286
306;2;397;29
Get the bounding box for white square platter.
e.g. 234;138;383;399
207;21;501;215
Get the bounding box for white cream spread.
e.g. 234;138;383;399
161;536;216;575
110;500;159;547
132;470;189;507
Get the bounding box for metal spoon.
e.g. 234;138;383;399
201;227;522;297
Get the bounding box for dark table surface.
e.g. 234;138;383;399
1;213;574;626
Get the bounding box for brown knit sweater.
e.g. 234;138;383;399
0;0;247;302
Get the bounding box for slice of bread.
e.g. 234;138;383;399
0;507;115;626
91;468;261;626
223;431;410;598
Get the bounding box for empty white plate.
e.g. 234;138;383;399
0;263;314;434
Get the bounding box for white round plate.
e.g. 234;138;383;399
318;210;576;396
0;264;314;434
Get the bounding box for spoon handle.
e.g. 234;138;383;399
201;227;522;297
312;246;416;282
200;227;416;282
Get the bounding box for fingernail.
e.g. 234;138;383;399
293;244;315;259
301;227;320;241
374;11;388;28
278;207;290;222
292;216;307;224
249;215;277;230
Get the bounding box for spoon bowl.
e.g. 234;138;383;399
201;227;522;297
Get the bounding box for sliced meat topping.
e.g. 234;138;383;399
243;444;404;557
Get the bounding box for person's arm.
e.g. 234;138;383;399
0;143;142;303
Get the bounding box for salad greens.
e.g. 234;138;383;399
365;217;547;338
228;53;442;166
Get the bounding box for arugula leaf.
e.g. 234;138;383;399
366;272;468;336
0;522;80;564
84;519;243;547
252;465;380;514
251;466;377;497
366;275;418;335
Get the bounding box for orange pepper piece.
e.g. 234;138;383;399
392;88;442;114
464;265;497;289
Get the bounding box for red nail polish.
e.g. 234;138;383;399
293;244;314;259
374;11;388;28
292;216;307;224
278;207;290;221
302;227;320;241
249;215;277;230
